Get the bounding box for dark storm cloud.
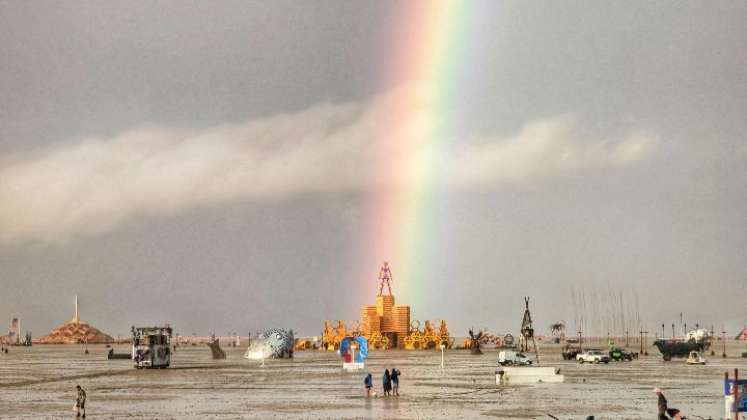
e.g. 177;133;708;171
0;1;744;336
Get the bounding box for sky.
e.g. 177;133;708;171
1;1;745;338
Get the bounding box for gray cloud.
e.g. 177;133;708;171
0;85;658;244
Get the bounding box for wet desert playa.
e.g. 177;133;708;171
1;343;746;419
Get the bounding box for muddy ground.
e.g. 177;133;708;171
1;342;746;419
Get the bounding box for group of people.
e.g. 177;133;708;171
68;377;685;417
364;368;401;397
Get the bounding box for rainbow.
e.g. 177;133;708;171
359;1;476;305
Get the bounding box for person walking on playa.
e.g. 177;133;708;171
654;388;684;419
390;368;400;396
364;373;373;397
383;369;392;396
75;384;86;418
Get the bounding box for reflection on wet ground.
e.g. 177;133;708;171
1;343;746;419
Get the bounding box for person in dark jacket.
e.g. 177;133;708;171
75;385;86;418
390;368;400;396
364;373;373;397
655;388;668;419
654;388;684;419
383;369;392;396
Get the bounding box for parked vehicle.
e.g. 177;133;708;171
654;338;708;361
609;347;636;361
107;348;131;360
686;350;706;365
576;349;610;364
498;350;533;366
562;344;582;360
132;325;172;369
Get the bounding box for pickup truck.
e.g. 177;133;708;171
498;350;533;366
576;349;610;364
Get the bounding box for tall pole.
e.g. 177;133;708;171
661;324;665;339
711;325;716;356
578;331;583;352
440;344;445;370
734;368;739;420
679;313;683;336
625;330;629;347
671;323;675;339
722;330;727;358
73;295;80;323
639;330;644;354
643;331;648;356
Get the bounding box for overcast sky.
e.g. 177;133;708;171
1;1;745;338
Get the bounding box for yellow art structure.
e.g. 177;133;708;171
320;320;349;351
402;320;452;350
321;262;452;350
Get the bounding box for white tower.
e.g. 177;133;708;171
72;295;80;323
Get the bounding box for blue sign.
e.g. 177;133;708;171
724;379;747;412
339;336;368;363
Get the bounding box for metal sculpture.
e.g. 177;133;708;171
520;297;534;351
378;261;393;296
244;328;294;360
519;297;540;363
550;321;566;337
207;334;226;359
550;321;566;343
463;329;508;350
403;320;453;350
468;328;485;355
321;320;348;351
367;331;390;349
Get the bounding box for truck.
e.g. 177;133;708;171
562;344;582;360
654;329;713;361
576;349;610;364
132;325;173;369
654;338;707;361
609;347;636;361
498;350;533;366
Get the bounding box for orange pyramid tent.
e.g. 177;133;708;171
34;296;114;344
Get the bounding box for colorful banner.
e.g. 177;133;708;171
340;336;369;363
724;379;747;413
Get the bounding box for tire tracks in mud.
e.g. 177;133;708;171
0;363;248;389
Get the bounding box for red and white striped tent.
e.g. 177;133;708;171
735;327;747;340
